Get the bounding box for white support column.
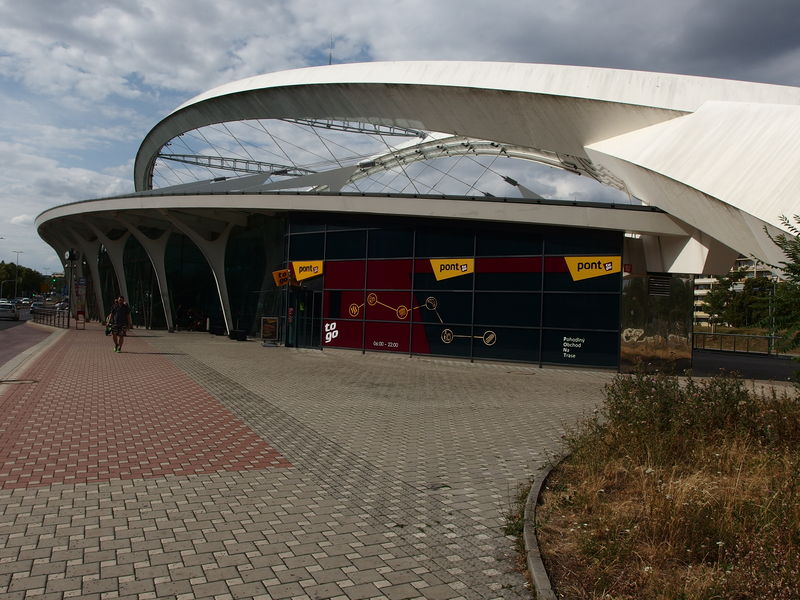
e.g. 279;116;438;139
117;217;175;331
159;210;234;334
86;223;131;302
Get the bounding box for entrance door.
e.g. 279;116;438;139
287;288;322;348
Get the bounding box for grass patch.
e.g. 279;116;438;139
537;371;800;599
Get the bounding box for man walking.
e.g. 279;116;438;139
106;296;132;352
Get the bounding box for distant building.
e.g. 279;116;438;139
693;257;783;326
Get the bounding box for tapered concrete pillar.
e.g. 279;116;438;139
159;210;234;334
86;224;131;303
117;217;175;331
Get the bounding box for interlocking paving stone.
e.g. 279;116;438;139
0;326;613;598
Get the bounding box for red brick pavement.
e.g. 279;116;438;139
0;326;290;489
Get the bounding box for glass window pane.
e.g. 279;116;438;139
540;329;618;367
368;229;413;258
326;230;366;259
476;230;542;256
411;323;472;358
365;321;410;353
325;260;366;290
321;318;363;349
366;259;413;290
364;290;414;321
324;289;366;320
288;233;324;260
475;257;541;291
415;228;474;257
544;257;621;292
410;291;472;325
474;292;540;327
413;258;474;291
542;293;620;330
472;327;539;363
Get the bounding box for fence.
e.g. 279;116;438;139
31;308;70;329
693;331;781;355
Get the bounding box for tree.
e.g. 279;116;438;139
0;261;47;298
767;215;800;350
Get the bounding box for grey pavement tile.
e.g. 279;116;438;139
0;332;612;599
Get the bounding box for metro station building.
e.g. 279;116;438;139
35;62;800;370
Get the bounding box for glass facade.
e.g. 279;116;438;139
165;232;223;331
124;235;166;329
285;215;623;367
227;214;287;334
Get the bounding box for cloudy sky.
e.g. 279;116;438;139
1;0;799;274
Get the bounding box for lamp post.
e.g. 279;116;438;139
12;250;23;300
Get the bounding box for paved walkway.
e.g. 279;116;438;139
0;324;612;599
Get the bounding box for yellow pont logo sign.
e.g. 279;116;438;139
292;260;324;281
430;258;474;281
564;256;621;281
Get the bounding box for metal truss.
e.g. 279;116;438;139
157;154;315;176
280;118;427;138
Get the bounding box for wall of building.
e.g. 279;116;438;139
284;214;623;368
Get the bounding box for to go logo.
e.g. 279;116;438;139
324;321;339;344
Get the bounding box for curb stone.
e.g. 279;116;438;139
523;455;567;600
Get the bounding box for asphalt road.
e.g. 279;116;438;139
692;349;799;382
0;320;51;370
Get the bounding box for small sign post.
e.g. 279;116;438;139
261;316;280;346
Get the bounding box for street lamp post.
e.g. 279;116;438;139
12;250;23;300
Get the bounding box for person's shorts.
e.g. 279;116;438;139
110;325;127;336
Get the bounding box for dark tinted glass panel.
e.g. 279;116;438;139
544;228;622;255
476;230;542;256
326;230;366;259
412;323;472;358
472;327;539;362
364;290;414;321
288;233;324;260
289;217;325;233
410;291;472;325
325;260;366;289
367;259;413;289
542;293;620;330
321;318;363;349
474;292;540;327
368;229;413;258
365;321;410;352
324;289;366;320
414;258;474;290
475;257;541;291
415;228;474;257
540;329;618;367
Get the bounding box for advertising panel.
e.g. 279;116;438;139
292;260;324;281
564;256;621;281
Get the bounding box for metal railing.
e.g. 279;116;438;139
693;331;781;355
31;308;70;329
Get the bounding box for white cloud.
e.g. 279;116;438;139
9;214;34;226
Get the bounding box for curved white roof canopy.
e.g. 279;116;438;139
131;61;800;270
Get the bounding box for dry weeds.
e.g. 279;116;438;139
536;371;800;599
